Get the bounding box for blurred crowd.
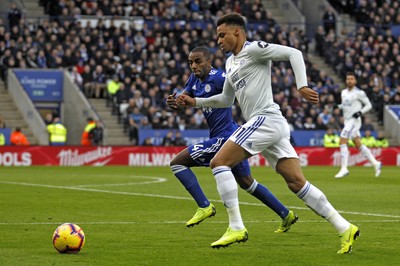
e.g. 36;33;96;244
318;0;400;124
0;0;397;145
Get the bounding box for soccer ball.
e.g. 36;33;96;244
52;223;85;253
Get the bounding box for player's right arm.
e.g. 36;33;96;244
177;73;235;108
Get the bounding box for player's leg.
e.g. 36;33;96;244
209;139;249;248
266;116;359;253
232;161;298;233
210;115;285;247
353;137;382;177
275;157;360;253
170;145;215;227
335;122;354;178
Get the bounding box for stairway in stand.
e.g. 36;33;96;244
88;98;129;145
0;81;36;144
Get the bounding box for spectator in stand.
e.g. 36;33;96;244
68;66;83;91
324;128;340;148
106;74;123;109
47;117;67;146
318;106;332;125
173;131;186;146
44;113;54;126
10;127;30;146
81;117;97;146
7;3;22;29
0;132;5;146
376;131;389;148
162;131;175;146
128;107;146;145
361;130;377;148
303;117;316;130
0;0;367;140
142;137;153;146
360;117;375;131
315;116;328;130
90;65;107;98
322;6;336;34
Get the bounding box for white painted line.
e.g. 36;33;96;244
1;180;399;219
0;220;399;226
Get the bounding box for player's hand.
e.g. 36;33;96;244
166;92;178;109
298;87;319;104
176;94;196;107
352;111;362;118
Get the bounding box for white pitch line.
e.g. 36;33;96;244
0;220;399;226
75;177;167;187
1;180;400;219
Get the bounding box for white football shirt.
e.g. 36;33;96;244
340;87;372;121
196;41;308;121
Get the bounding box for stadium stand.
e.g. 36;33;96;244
0;0;397;145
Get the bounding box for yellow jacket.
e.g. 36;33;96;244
47;123;67;143
324;133;340;148
361;136;377;148
376;138;389;148
0;133;5;146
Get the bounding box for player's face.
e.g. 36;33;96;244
188;51;211;79
216;24;238;53
345;75;356;88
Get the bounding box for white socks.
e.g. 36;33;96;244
212;166;245;230
359;144;378;166
297;181;350;234
340;144;349;170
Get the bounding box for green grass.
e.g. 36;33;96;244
0;166;399;266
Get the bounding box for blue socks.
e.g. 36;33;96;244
246;180;289;218
171;165;209;208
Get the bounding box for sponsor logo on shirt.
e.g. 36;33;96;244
257;41;269;48
235;79;246;92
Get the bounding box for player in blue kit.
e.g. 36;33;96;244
167;46;298;234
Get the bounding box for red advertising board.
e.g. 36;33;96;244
0;146;399;166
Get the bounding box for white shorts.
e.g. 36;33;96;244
340;118;361;139
229;113;298;170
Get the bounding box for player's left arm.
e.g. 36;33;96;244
167;91;190;110
248;42;318;104
248;42;308;89
358;90;372;114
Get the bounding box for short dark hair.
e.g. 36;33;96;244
217;13;246;29
346;72;356;78
190;46;212;60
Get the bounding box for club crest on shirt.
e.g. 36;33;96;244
257;41;269;48
205;84;211;93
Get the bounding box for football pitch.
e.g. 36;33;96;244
0;166;399;266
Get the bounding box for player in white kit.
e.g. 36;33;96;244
177;13;360;254
334;72;382;178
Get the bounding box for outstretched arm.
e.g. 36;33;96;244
176;81;235;108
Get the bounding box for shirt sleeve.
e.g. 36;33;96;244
247;42;308;89
195;78;235;108
358;90;372;114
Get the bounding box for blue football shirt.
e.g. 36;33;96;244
184;68;237;138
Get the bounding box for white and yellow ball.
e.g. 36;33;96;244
52;223;85;254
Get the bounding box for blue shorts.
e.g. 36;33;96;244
188;137;250;177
